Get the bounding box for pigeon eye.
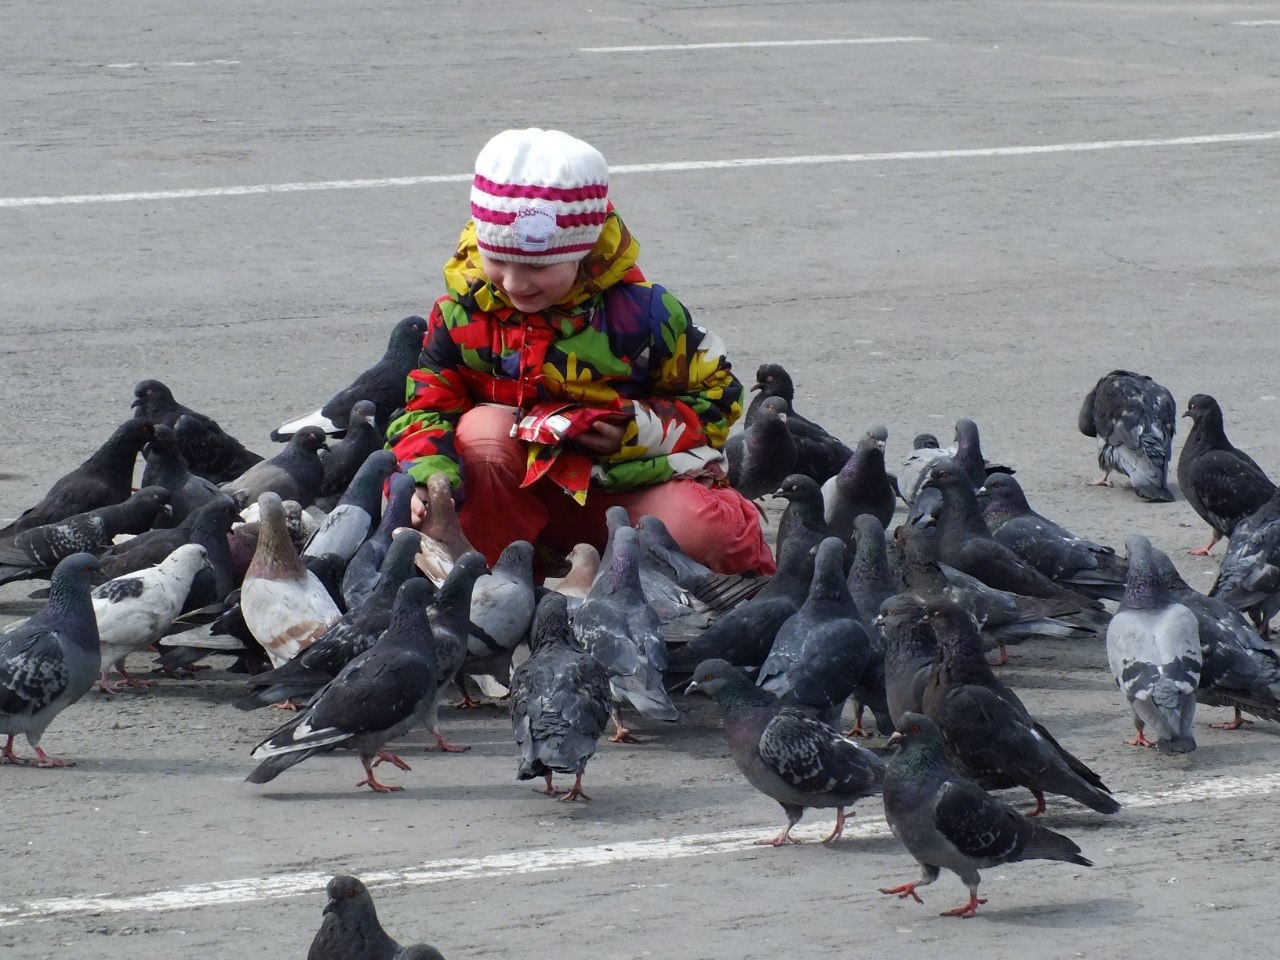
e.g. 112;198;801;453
909;725;921;733
704;672;713;681
345;889;356;898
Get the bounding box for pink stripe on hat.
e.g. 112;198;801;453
470;128;610;265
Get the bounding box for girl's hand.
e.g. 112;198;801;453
571;419;625;455
410;484;430;529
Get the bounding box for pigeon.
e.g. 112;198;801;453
0;553;102;767
419;552;490;752
845;514;896;629
234;529;426;710
342;473;416;609
822;430;897;540
411;473;475;587
925;461;1104;609
509;592;612;800
544;543;599;601
302;451;399;565
456;540;536;706
240;492;341;669
1209;485;1280;631
635;514;767;613
743;364;851;484
879;712;1092;918
687;658;885;844
772;473;832;563
138;423;225;522
220;426;329;509
1106;534;1202;752
314;400;383;512
0;419;155;539
920;599;1120;815
876;594;937;728
92;544;209;693
272;314;429;441
246;578;442;792
1078;369;1176;502
897;418;1011;506
307;874;445;960
572;526;677;741
0;487;169;586
725;395;798;500
174;413;263;484
1152;547;1280;730
130;378;223;432
979;472;1128;601
1178;393;1276;555
664;535;813;674
757;537;872;728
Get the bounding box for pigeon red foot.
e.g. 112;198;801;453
879;881;926;904
1211;708;1253;731
940;893;988;918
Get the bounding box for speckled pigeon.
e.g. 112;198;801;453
247;578;442;792
0;553;102;767
921;599;1120;815
687;658;884;845
1209;485;1280;631
880;712;1092;918
1106;534;1201;753
510;592;612;800
307;874;445;960
273;314;429;441
1178;393;1275;555
1078;369;1176;501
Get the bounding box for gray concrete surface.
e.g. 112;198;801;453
2;1;1279;957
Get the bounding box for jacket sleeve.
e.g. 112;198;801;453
607;286;742;470
385;298;473;489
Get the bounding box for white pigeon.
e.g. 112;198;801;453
1106;534;1202;753
241;492;341;669
93;543;210;693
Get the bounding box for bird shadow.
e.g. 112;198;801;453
981;895;1126;926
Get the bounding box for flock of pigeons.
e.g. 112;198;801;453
3;315;1280;939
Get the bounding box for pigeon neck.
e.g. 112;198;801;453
434;569;477;620
934;618;992;680
252;514;307;580
711;677;776;714
936;481;989;536
47;574;98;649
893;733;947;773
981;494;1024;528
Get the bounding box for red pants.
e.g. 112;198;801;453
455;405;775;577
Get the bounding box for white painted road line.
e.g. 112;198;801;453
103;59;242;68
1232;20;1280;26
580;37;930;53
3;129;1279;210
0;771;1276;927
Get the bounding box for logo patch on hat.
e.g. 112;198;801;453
512;203;559;252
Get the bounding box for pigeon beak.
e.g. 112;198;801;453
1181;410;1191;419
130;398;142;409
976;486;988;496
887;731;905;747
871;613;885;627
749;382;763;393
684;679;701;695
322;898;339;916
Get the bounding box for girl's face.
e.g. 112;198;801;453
480;255;579;313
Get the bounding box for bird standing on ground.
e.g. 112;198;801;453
1177;393;1275;555
687;658;884;845
510;593;612;801
822;430;897;540
307;874;445;960
1078;369;1176;501
879;712;1092;918
1106;534;1201;752
725;395;797;500
221;426;329;509
744;363;852;484
1;553;102;767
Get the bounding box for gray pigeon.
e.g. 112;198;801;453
307;874;445;960
420;552;489;752
510;592;612;800
0;419;156;539
1209;485;1280;631
220;426;329;509
743;364;852;484
247;578;442;792
457;540;536;705
1106;534;1202;752
139;423;225;521
274;314;430;440
0;487;169;585
979;472;1128;601
573;526;677;741
897;418;1010;506
302;451;399;564
0;553;102;767
726;395;798;500
687;658;884;845
845;514;896;630
1178;394;1276;555
93;543;209;693
880;712;1092;918
821;430;897;540
315;400;383;511
772;473;831;562
342;473;416;609
1152;547;1280;730
1078;369;1176;501
876;594;937;729
757;537;872;729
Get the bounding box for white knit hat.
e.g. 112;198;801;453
470;128;610;265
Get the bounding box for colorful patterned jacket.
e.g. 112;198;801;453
387;210;743;503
